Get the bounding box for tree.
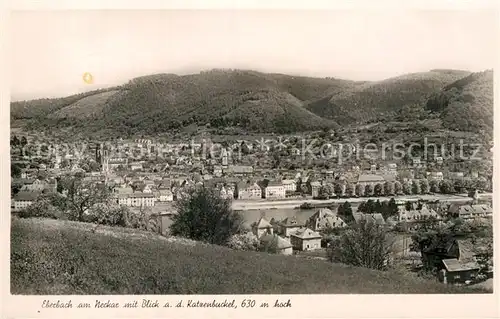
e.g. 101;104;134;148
385;198;399;219
300;183;309;194
402;181;412;195
475;243;493;278
453;179;467;194
383;182;394;196
62;177;111;222
334;182;345;198
60;159;70;169
11;135;20;147
374;200;383;214
439;180;454;194
337;201;354;223
429;179;440;193
355;184;364;197
170;185;243;245
374;183;384;196
20;136;28;147
394;181;403;195
324;183;335;197
327;220;395;270
420;179;430;194
405;201;413;211
345;183;355;198
473;178;487;191
412;181;421;195
11;163;22;178
398;104;428;122
318;185;330;199
364;184;374;196
359;199;375;214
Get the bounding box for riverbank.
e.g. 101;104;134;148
232;193;479;211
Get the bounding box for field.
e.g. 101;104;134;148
11;217;487;294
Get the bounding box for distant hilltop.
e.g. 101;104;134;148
10;68;493;138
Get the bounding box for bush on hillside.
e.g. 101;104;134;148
85;203;128;227
19;201;64;220
18;193;67;220
227;232;260;251
327;220;395;271
170;185;243;245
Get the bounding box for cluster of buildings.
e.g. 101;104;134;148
11;137;491;216
250;216;322;255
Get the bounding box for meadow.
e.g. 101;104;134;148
11;217;486;295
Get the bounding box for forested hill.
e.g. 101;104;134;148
11;68;493;137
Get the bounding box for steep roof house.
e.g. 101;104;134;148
13;191;41;211
264;180;286;199
439;259;480;285
357;174;385;186
237;181;262;200
259;234;293;255
289;228;322;251
278;217;305;237
352;212;386;226
422;236;461;270
454;204;493;219
252;217;274;238
306;208;347;231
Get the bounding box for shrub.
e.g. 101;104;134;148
85;203;128;227
170;185;243;245
327;220;394;270
258;237;279;254
227;232;259;251
19;200;64;220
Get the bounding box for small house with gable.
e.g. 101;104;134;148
289;228;322;251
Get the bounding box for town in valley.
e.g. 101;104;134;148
9;9;495;296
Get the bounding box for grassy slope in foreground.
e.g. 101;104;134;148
11;217;485;295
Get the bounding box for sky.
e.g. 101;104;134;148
10;9;498;101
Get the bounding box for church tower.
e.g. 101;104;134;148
95;143;102;165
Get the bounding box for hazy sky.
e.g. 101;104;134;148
11;9;497;100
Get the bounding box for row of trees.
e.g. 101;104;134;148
315;177;486;199
336;198;400;223
10;135;28;148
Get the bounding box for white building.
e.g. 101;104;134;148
264;181;286;199
116;193;156;207
13;192;40;211
455;204;493;220
282;179;297;193
237;182;262;200
158;190;174;202
130;162;143;171
289;228;322;251
427;171;444;181
219;186;234;199
357;174;385;187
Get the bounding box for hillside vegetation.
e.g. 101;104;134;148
49;90;122;119
305;70;471;124
425;70;493;134
11;69;493;136
10;87;120;120
11;217;485;294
